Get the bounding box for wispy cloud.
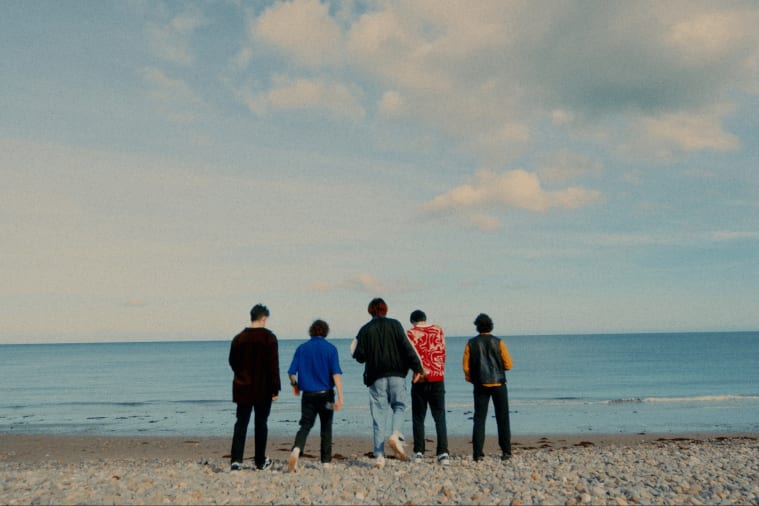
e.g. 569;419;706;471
146;10;206;66
313;273;386;294
424;169;602;229
637;106;741;154
252;0;343;68
240;76;365;120
141;67;205;123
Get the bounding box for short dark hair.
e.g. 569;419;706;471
474;313;493;333
368;298;388;317
409;309;426;324
309;319;329;337
250;304;270;322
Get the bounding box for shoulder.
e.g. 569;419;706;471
231;328;251;343
387;318;405;330
326;341;340;356
357;319;375;333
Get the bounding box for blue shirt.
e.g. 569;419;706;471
287;336;343;393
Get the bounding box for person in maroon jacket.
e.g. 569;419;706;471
228;304;281;471
406;309;450;465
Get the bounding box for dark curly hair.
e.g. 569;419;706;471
474;313;493;333
309;319;330;337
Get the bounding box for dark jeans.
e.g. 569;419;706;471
292;390;335;463
472;383;511;459
231;399;272;468
411;381;449;456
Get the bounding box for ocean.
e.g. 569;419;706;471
1;332;757;438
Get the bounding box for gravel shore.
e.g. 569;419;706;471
1;433;757;505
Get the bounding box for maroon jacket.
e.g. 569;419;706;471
229;327;281;404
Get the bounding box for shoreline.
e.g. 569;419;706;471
2;432;757;505
2;431;756;463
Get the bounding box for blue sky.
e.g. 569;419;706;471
2;0;758;343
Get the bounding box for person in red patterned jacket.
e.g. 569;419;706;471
406;309;450;465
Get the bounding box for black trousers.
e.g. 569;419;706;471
411;381;449;456
230;399;272;468
472;383;511;459
292;390;335;463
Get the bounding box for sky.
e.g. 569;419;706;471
2;0;758;344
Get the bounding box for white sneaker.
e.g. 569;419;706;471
388;432;407;461
375;454;385;469
437;453;450;466
230;461;242;471
258;456;273;471
321;462;334;470
414;452;424;463
288;447;300;473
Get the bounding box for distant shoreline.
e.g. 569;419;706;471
3;431;757;464
2;329;758;345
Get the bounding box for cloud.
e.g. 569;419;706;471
637;106;741;154
379;90;404;117
141;67;205;123
537;152;604;184
241;75;365;120
124;298;150;308
313;273;385;294
252;0;343;67
237;1;759;167
425;169;603;216
146;10;206;65
666;8;759;67
707;230;759;242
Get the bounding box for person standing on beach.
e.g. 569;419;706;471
286;319;344;472
463;313;514;462
228;304;280;471
352;297;424;469
406;309;450;465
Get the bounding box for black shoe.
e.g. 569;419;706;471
501;453;512;461
230;462;242;471
257;457;273;470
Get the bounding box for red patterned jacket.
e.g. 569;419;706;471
406;324;446;382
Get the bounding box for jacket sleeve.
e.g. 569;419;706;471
287;346;299;376
228;338;239;372
462;342;471;383
500;340;513;371
352;334;365;363
270;335;281;394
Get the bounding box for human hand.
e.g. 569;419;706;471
334;398;343;411
292;385;300;396
272;395;279;401
412;372;424;384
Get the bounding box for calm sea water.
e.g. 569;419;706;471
1;332;757;437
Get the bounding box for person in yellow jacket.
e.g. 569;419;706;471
462;313;513;461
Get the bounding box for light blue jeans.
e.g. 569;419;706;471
368;376;407;456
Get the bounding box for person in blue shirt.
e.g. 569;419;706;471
287;319;344;472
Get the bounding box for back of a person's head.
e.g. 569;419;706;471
368;297;388;317
250;304;270;322
409;309;426;324
474;313;493;333
309;319;330;337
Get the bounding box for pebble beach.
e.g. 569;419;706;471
2;433;757;505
